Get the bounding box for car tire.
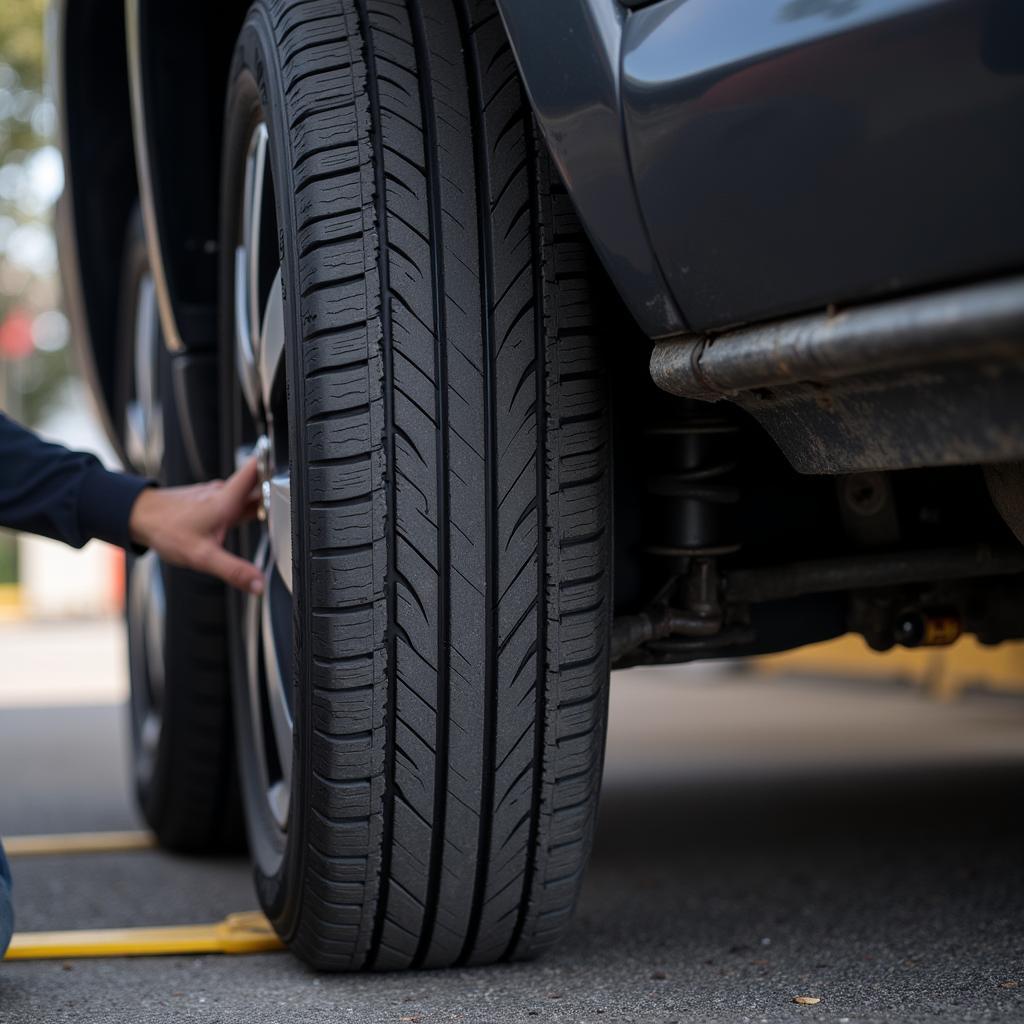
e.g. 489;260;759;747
220;0;610;970
119;210;245;853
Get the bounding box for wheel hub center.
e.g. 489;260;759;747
255;434;272;522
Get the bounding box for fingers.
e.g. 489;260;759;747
219;457;261;523
200;542;265;595
241;486;262;522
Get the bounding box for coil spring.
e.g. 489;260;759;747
644;415;741;566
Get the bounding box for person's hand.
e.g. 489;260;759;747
129;458;264;594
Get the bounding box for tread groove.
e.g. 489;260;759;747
356;0;400;972
406;0;452;972
454;0;496;967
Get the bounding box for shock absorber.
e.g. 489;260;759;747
612;405;743;664
645;410;741;567
644;408;740;628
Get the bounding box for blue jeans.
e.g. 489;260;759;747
0;839;11;957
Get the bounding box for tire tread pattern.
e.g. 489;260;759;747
254;0;609;969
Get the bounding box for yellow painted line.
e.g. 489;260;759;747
4;831;157;858
3;912;285;960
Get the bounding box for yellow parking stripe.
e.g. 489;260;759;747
4;831;157;857
3;912;285;960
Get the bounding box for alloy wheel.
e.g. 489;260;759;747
232;120;294;832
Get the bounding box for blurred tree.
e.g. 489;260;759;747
0;0;71;434
0;0;60;583
0;0;47;157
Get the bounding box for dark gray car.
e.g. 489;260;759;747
52;0;1024;970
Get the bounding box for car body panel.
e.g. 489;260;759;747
56;0;1024;438
495;0;687;337
621;0;1024;331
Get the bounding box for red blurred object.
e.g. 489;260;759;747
0;309;35;359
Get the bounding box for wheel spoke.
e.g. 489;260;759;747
261;568;293;827
259;267;285;412
267;782;290;828
244;539;270;781
140;714;160;759
268;471;292;594
244;123;269;367
234;122;268;422
128;549;166;776
133;274;159;441
234;247;261;421
244;535;293;831
142;555;166;707
125;272;164;476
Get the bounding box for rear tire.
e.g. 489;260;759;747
221;0;610;969
119;210;244;853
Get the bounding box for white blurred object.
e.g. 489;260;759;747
16;380;125;619
0;618;127;707
17;533;122;618
31;307;69;352
34;377;121;466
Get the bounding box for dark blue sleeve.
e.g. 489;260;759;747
0;412;153;550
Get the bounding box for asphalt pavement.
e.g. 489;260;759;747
1;620;1023;1023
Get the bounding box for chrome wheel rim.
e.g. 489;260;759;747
234;119;293;831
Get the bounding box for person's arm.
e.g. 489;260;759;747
0;411;148;550
0;412;263;594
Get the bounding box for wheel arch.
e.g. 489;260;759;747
125;0;251;356
56;0;249;460
53;0;137;457
494;0;685;340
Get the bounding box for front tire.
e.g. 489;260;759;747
221;0;610;970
